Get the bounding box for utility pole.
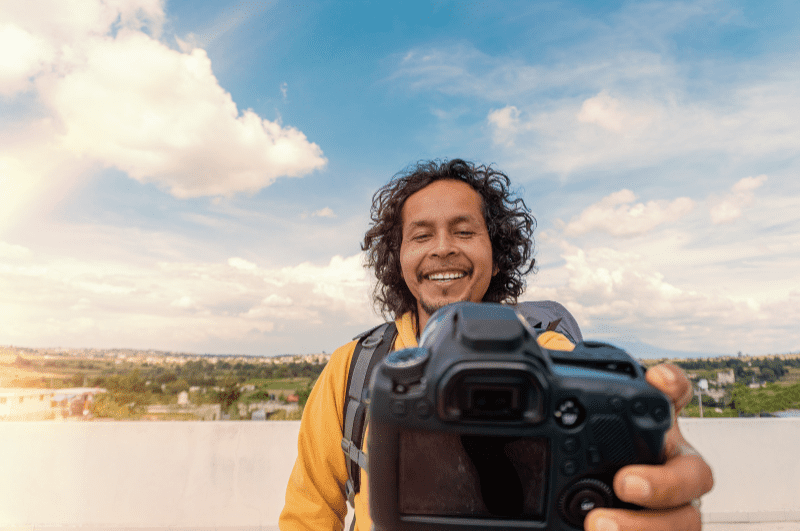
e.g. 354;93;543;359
697;378;708;418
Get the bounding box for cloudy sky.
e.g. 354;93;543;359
1;0;798;358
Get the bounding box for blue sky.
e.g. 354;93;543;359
1;0;799;357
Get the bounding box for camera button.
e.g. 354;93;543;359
609;396;625;412
562;460;577;476
391;400;407;417
555;398;585;428
652;405;668;422
632;399;648;415
587;446;601;465
562;436;580;454
414;400;431;419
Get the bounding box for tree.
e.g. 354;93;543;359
214;387;241;411
760;368;776;383
165;377;190;395
297;382;314;407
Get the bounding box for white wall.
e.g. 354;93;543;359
0;421;300;530
0;418;798;529
681;418;800;523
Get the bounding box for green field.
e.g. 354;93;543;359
244;377;311;390
681;404;738;418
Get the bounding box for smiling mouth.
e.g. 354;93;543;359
423;271;468;282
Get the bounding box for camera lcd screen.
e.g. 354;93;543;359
398;430;549;519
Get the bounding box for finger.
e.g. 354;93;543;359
646;363;693;411
614;455;714;509
585;504;701;531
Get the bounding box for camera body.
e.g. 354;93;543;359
368;302;672;531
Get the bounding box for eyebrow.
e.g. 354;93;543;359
406;215;479;229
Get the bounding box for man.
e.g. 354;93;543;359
280;159;713;531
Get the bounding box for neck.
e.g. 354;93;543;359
415;311;429;337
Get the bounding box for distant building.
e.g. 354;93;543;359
177;391;189;405
52;388;107;419
0;387;106;421
0;388;57;421
717;369;735;386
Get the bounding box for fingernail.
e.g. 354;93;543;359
623;475;652;499
593;516;619;531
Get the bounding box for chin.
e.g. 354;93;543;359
420;295;470;317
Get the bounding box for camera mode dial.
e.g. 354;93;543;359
558;478;613;528
382;347;430;386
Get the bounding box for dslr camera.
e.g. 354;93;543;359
368;302;672;531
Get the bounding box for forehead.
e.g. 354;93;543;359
401;179;485;226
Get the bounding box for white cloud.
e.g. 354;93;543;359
313;207;336;218
228;257;258;271
0;0;326;234
393;35;800;178
0;242;32;260
526;242;800;354
0;249;378;355
564;189;694;237
709;175;768;224
0;24;54;95
300;207;337;219
487;106;523;147
485;83;800;176
576;91;659;133
527;181;800;356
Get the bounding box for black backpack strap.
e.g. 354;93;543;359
341;321;398;507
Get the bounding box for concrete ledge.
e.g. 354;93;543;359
1;419;798;528
704;511;800;523
0;421;301;529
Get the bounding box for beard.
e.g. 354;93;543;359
420;298;449;318
419;292;470;321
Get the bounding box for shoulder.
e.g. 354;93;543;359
328;338;360;386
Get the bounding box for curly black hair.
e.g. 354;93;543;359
362;159;537;320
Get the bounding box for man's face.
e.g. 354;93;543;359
400;179;497;330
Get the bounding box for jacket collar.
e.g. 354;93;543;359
394;312;418;349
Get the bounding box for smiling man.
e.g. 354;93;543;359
280;159;713;531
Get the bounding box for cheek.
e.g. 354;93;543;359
399;246;418;284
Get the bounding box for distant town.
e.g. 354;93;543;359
0;344;330;422
1;344;799;422
0;345;332;367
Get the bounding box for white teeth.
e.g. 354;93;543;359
427;272;466;281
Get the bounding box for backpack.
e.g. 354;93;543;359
339;300;582;522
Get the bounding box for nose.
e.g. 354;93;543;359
431;232;457;258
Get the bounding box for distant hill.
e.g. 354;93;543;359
600;337;730;360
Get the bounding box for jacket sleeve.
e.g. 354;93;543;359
279;341;356;531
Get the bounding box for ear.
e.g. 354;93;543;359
492;262;499;276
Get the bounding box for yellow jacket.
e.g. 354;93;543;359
279;311;575;531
